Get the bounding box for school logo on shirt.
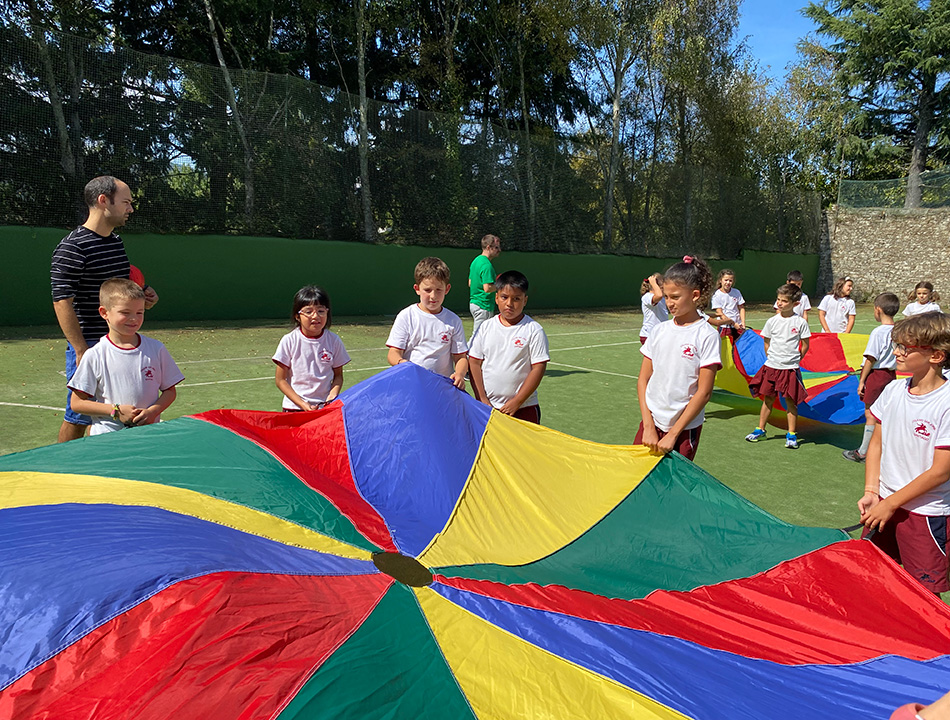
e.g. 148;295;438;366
912;419;934;441
681;344;696;359
791;326;799;334
440;332;450;343
513;336;527;348
320;349;333;363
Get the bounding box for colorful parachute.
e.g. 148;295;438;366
717;330;872;424
2;362;949;719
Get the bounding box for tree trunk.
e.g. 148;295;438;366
28;24;75;182
517;47;537;250
904;74;934;210
355;0;375;243
204;0;254;227
603;56;624;252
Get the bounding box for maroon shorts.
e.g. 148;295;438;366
639;336;647;345
749;366;808;406
513;404;541;424
634;421;703;461
863;368;897;408
864;507;950;593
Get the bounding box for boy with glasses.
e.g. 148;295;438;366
859;312;950;595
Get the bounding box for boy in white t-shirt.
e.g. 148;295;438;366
387;256;468;388
69;278;183;435
774;270;811;321
469;270;550;424
844;293;899;462
859;312;950;595
745;283;811;449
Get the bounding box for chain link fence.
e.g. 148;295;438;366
1;26;820;257
839;168;950;209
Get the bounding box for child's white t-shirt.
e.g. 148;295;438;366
863;325;896;370
762;314;811;370
773;293;811;317
68;334;184;435
711;288;745;324
386;304;467;377
818;295;856;332
903;301;941;317
641;317;721;432
272;328;351;409
469;314;550;409
639;292;669;338
870;378;950;515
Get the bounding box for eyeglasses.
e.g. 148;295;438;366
298;308;328;318
892;343;932;355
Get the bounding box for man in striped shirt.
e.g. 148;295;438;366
51;176;159;442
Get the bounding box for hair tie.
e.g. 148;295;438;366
683;255;693;264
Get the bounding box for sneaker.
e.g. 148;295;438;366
745;428;766;443
785;433;799;449
842;449;866;463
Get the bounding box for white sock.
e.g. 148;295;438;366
858;425;874;455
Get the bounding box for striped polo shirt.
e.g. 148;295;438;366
51;226;130;343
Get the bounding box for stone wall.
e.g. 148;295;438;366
823;207;950;302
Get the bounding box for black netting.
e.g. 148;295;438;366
1;27;820;257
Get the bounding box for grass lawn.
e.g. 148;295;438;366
0;304;877;532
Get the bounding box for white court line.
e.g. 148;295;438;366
178;365;391;387
177;346;384;365
547;328;635;337
0;401;62;411
553;340;637;352
548;362;638;380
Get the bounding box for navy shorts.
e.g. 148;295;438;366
64;341;97;426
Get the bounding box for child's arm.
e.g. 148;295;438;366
327;366;344;403
799;337;809;362
738;303;746;329
387;347;407;366
131;386;177;425
656;365;717;454
818;309;830;332
857;355;876;398
714;308;734;326
801;308;809;322
499;362;547;415
449;353;468;390
468;356;490;406
858;424;883;516
70;390;137;425
845;314;855;333
275;363;318;411
648;275;663;304
763;338;770;356
861;442;950;531
636;357;660;451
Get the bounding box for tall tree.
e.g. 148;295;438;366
805;0;950;208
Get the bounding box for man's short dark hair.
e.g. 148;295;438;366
495;270;529;293
84;176;120;208
874;292;900;318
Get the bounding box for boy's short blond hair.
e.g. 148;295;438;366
100;277;146;309
414;256;451;285
892;312;950;369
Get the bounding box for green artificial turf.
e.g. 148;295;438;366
0;305;878;532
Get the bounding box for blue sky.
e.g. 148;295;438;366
737;0;820;79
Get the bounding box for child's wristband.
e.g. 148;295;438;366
111;404;121;421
